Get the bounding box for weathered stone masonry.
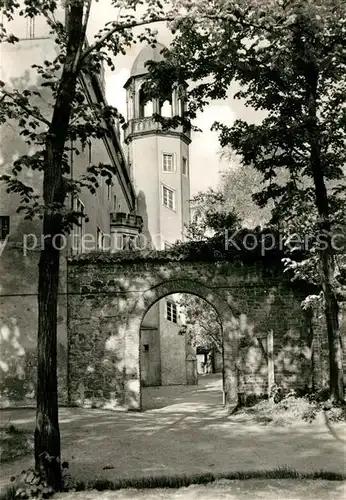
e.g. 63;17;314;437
67;252;325;411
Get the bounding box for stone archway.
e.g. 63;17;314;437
67;253;312;412
139;279;240;410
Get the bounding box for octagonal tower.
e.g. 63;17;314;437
124;43;191;250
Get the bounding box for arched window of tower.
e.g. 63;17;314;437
139;88;153;118
144;101;153;117
127;95;134;120
160;99;172;118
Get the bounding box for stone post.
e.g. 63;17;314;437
267;330;274;396
312;332;323;391
124;310;142;410
134;81;141;119
222;318;239;412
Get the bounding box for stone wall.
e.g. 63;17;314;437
68;315;125;409
140;326;161;387
67;255;333;410
0;246;68;407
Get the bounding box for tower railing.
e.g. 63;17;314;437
124;117;191;141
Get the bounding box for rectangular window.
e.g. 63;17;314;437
0;216;10;241
162;185;175;210
113;195;117;211
72;198;84;254
88;140;92;164
26;17;35;39
121;234;127;250
166;300;178;324
122;234;136;250
143;344;149;352
182;157;188;176
162;153;174;172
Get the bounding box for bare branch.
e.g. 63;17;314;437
79;5;291;68
2;91;50;127
80;0;92;50
79;15;174;64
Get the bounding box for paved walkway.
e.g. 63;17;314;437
141;373;224;410
1;374;345;488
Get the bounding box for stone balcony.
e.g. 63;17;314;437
124;117;191;143
110;212;143;234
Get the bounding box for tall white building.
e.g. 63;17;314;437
124;43;191;250
124;44;196;387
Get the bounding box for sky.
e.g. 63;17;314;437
86;4;239;196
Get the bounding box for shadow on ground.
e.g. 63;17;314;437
0;374;345;487
141;373;223;410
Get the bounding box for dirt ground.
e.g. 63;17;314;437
1;375;345;492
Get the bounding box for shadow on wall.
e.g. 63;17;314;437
0;252;68;407
0;317;68;407
235;284;327;397
0;317;36;404
69;316;127;410
136;190;154;249
66;259;335;411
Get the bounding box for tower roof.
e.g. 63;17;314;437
127;43;166;83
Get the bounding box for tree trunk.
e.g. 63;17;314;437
320;250;344;401
34;135;68;490
305;61;344;402
35;219;62;490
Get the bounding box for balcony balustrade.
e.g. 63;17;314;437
110;212;143;231
124;117;191;141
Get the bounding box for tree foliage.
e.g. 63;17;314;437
177;188;237;352
184;187;240;240
0;0;171;228
218;149;275;228
178;295;222;352
146;0;346;401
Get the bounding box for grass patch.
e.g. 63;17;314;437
0;466;344;499
0;424;33;463
233;396;346;425
73;466;346;492
0;484;16;500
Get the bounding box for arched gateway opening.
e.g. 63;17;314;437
138;280;235;411
67;250;313;413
